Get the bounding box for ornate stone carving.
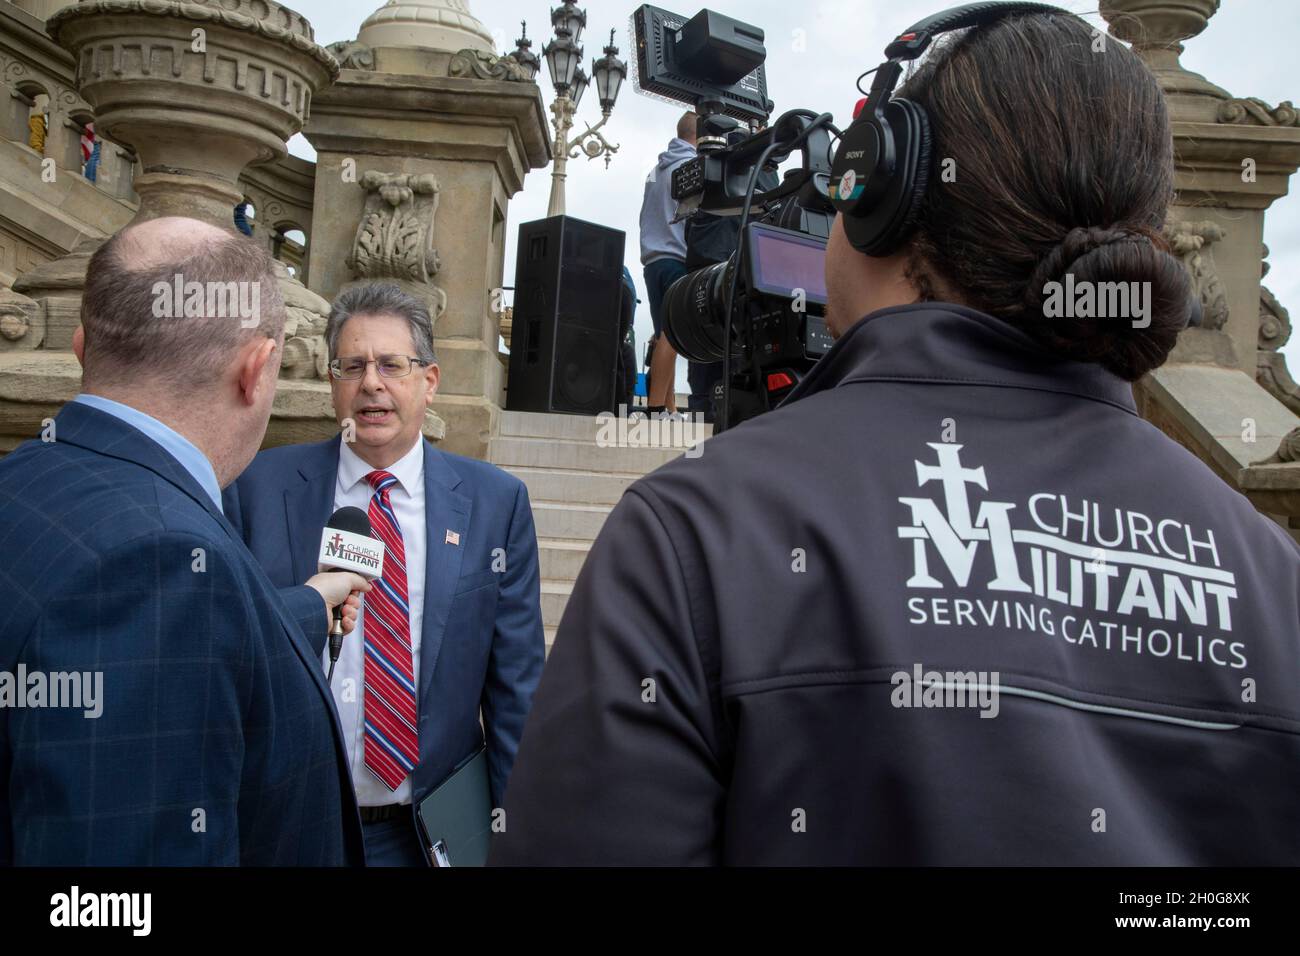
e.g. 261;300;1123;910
0;51;28;85
0;312;28;341
1256;246;1300;416
1281;429;1300;463
1256;427;1300;465
1217;97;1300;127
44;0;339;226
272;259;329;380
498;304;512;349
47;1;339;78
448;49;530;82
1163;218;1229;330
1099;0;1218;49
0;286;42;350
325;40;374;71
70;37;318;129
0;232;52;289
348;171;442;286
24;0;339;387
0;51;94;132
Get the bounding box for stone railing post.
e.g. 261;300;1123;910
1102;0;1300;532
2;0;352;451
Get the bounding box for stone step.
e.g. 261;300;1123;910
500;409;712;444
531;500;612;540
499;410;613;442
538;537;592;581
490;435;688;475
541;579;572;628
511;466;637;507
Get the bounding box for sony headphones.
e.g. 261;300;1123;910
829;2;1066;257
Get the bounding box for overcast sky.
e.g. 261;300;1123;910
290;0;1300;372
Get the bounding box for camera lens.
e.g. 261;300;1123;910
661;254;740;364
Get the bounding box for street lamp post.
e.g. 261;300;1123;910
536;3;626;217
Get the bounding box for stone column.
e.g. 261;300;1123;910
1101;0;1300;530
1;0;349;452
304;0;551;459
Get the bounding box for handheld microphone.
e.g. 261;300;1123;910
318;506;386;684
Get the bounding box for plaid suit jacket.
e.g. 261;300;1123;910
0;402;364;865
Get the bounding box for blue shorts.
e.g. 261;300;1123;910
643;257;689;337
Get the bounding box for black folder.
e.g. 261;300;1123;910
415;746;492;866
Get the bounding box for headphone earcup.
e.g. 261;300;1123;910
841;97;932;257
889;98;931;251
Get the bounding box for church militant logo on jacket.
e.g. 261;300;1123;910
899;441;1244;670
488;304;1300;867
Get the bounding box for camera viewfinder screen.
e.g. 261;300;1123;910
749;225;828;305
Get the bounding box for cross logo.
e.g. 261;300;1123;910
914;442;989;538
898;443;1026;591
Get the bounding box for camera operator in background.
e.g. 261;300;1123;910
639;111;697;416
679;212;727;421
492;5;1300;865
682;154;781;423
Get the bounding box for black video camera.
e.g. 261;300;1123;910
631;4;838;430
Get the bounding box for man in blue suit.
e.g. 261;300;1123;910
0;217;368;865
224;282;545;865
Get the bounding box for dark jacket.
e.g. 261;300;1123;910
223;437;545;815
490;303;1300;865
0;403;364;865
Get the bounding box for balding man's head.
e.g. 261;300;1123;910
79;216;285;391
677;110;697;143
111;217;230;271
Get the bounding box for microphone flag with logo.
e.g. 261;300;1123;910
318;506;385;579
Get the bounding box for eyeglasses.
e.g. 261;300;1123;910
327;355;431;380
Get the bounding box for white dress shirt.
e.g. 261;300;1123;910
326;436;427;806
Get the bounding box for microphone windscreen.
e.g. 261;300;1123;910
326;506;371;537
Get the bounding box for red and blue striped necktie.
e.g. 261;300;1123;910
362;469;419;790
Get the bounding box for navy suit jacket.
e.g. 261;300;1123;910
0;403;365;866
222;436;544;815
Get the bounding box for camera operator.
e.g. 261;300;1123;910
639;111;697;416
681;159;780;423
491;6;1300;865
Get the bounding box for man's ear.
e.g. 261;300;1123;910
72;325;85;367
236;336;279;407
423;361;440;405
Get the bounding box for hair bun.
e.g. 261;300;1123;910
1019;223;1192;381
1026;226;1152;302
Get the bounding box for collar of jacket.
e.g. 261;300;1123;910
781;302;1139;416
53;399;230;527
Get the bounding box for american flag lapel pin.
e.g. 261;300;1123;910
445;529;460;546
